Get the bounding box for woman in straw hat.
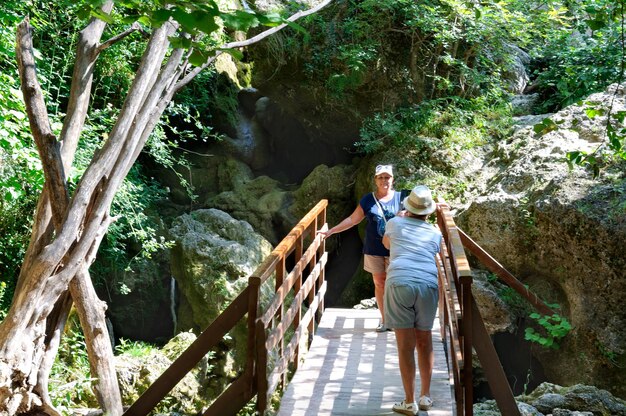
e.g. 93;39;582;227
318;164;409;332
382;185;442;415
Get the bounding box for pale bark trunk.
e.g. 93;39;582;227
0;4;122;414
0;1;331;414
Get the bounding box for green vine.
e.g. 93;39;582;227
525;311;572;350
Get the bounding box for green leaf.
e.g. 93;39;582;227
612;111;626;123
585;19;606;31
121;14;140;24
218;47;244;60
172;8;197;32
194;13;218;34
221;10;259;31
585;107;604;119
533;118;557;135
258;12;284;27
169;36;192;49
91;9;115;24
151;9;172;25
138;15;152;26
189;49;209;67
609;134;622;151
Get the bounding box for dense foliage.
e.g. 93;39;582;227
0;0;211;318
529;0;626;173
253;0;624;178
1;1;51;314
258;0;567;101
530;0;624;112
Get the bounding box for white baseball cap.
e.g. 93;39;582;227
374;164;393;177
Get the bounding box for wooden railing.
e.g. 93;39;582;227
435;203;555;416
123;199;328;416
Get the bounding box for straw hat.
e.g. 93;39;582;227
403;185;436;215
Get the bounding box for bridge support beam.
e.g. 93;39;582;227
471;300;521;416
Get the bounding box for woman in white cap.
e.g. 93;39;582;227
382;185;442;415
318;164;410;332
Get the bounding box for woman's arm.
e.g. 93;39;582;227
382;234;390;249
318;204;365;238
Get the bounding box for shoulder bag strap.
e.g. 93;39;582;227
372;192;388;224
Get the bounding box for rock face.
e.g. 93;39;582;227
169;208;273;331
457;84;626;397
471;271;516;334
236;90;356;183
206;175;295;246
168;208;274;390
290;163;357;241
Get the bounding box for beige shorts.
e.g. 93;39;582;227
363;255;389;274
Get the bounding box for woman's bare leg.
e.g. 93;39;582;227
372;271;386;322
415;329;434;397
395;328;417;403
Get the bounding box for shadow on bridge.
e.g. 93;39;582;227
277;308;453;415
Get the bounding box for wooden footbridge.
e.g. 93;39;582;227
123;200;555;416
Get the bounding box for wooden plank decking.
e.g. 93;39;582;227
277;308;454;416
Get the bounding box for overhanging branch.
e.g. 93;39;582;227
97;21;145;53
175;0;333;91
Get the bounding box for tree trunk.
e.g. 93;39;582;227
0;13;123;415
0;1;331;413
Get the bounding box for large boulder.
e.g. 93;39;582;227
169;208;273;331
472;271;516;334
457;84;626;397
206;175;295;245
291;163;357;240
168;209;274;394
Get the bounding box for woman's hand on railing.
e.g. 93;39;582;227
316;230;332;239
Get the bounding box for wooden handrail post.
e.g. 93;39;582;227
255;318;268;414
437;202;474;415
316;208;327;324
461;276;473;416
292;233;304;378
247;276;261;396
435;200;526;416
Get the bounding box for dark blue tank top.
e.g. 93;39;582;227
359;189;409;256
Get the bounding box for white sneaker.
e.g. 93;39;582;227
376;322;392;332
418;395;433;410
392;399;418;415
